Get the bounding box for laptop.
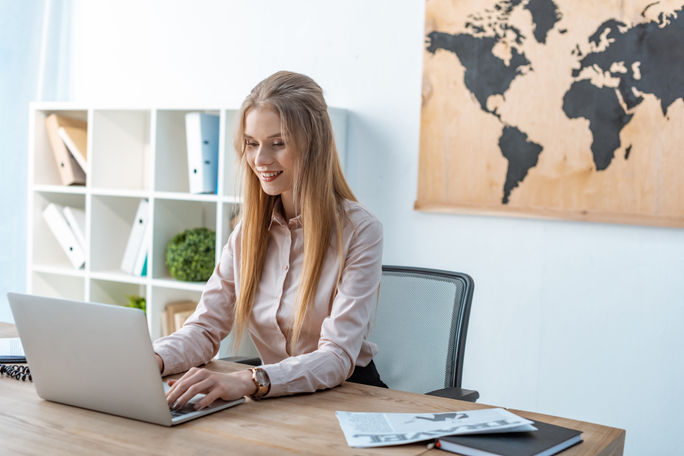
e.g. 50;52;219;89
7;292;244;426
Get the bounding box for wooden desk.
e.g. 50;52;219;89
0;322;624;455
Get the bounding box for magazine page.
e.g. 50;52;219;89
335;408;536;448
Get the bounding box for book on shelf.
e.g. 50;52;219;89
435;420;582;456
45;114;87;185
161;300;198;337
185;112;219;194
58;122;88;172
120;199;149;276
42;203;86;269
62;206;86;251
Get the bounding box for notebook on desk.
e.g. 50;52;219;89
6;292;244;426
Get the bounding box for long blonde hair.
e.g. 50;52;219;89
232;71;356;349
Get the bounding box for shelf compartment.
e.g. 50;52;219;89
151;199;218;280
155;109;220;194
89;278;147;308
31;191;87;269
149;285;202;340
31;109;88;187
31;271;85;301
90;110;151;191
90;195;149;274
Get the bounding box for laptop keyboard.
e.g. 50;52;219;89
169;402;199;417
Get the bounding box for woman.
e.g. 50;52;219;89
155;71;385;411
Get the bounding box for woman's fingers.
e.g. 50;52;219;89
194;387;224;410
165;367;207;407
164;369;250;411
172;377;214;409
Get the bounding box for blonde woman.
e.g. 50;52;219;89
155;71;386;411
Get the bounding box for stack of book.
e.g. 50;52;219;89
45;114;88;186
161;300;198;336
120;199;149;276
42;203;87;269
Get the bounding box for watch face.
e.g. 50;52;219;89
254;368;268;386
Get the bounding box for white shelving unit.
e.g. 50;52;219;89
26;103;347;357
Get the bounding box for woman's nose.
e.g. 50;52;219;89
254;146;273;166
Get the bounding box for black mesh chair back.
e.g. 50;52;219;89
368;265;478;401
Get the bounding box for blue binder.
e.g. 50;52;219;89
185;112;220;194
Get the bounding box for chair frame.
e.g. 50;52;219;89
381;265;474;392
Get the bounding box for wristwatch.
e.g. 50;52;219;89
250;367;271;399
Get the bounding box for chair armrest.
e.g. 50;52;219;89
426;387;479;402
218;356;262;366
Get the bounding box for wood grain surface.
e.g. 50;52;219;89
0;324;624;455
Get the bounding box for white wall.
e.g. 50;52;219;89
68;1;684;454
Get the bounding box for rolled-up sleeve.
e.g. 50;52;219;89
261;215;383;396
153;225;240;376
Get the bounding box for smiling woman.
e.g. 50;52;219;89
243;107;296;217
153;71;386;411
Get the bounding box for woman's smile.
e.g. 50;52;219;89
258;170;284;182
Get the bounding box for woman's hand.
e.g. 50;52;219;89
155;353;164;373
165;367;256;410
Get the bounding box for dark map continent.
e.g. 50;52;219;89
426;31;531;117
572;7;684;115
563;7;683;170
499;126;543;204
525;0;562;43
562;79;633;171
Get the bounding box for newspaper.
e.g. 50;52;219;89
335;408;536;448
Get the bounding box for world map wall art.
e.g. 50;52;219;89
417;0;684;227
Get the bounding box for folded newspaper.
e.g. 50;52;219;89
335;408;536;448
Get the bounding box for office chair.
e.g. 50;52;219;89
222;265;479;402
368;265;479;402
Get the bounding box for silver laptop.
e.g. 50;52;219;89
7;292;244;426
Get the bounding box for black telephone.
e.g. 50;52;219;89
0;363;31;382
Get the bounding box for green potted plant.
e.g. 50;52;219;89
126;295;146;313
165;227;216;282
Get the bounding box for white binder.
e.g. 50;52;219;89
62;206;86;251
58;125;88;173
121;199;149;275
185;112;219;194
42;203;86;269
131;219;150;276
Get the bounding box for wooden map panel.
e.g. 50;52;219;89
417;0;684;227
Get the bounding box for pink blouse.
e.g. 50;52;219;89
153;200;383;397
